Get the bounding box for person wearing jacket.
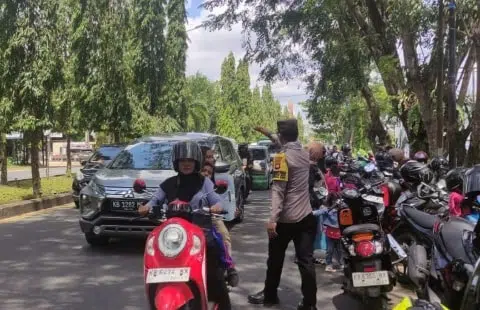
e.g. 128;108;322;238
139;140;231;309
248;119;318;310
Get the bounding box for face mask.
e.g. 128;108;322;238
476;195;480;205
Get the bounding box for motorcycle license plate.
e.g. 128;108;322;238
362;195;384;205
352;271;389;287
146;267;190;284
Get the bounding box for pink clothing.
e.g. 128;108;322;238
449;192;465;217
325;170;342;193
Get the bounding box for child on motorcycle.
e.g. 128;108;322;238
446;168;468;217
201;161;239;287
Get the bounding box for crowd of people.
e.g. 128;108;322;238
138;118;458;309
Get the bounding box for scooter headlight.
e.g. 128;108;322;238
158;224;187;258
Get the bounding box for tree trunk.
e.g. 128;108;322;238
435;0;445;156
467;36;480;165
66;134;71;176
0;133;7;185
360;86;390;147
29;131;42;198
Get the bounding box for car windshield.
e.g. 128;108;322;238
89;147;123;162
250;149;267;161
108;142;173;170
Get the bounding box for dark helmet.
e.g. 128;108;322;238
325;156;338;168
342;143;351;153
429;156;449;172
400;160;433;185
464;165;480;199
413;151;429;163
172;140;203;172
445;167;466;192
375;151;394;169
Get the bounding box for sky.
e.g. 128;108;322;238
185;0;310;119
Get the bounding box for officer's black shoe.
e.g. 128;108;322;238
297;301;317;310
247;290;279;306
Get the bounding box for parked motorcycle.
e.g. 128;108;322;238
386;182;449;284
336;184;404;309
142;181;231;310
408;216;477;310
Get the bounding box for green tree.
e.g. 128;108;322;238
235;59;253;141
296;112;305;144
165;0;189;127
261;84;282;131
86;2;132;142
131;0;168;116
2;0;63;197
217;53;242;139
185;73;218;132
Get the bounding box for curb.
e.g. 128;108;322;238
0;193;73;219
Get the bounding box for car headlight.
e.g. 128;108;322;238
88;180;105;196
76;171;84;181
80;193;103;219
158;224;187;258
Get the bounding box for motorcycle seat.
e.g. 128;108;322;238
438;217;475;264
342;223;380;236
403;206;437;229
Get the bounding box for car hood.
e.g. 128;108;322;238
92;168;176;189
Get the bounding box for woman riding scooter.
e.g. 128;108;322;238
139;140;232;309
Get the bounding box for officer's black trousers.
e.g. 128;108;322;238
264;213;318;307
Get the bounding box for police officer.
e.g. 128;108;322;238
248;119;318;310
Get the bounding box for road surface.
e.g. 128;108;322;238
0;191;413;309
7;167;81;181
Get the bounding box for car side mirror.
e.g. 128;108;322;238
80;160;87;166
215;160;230;173
215;180;228;195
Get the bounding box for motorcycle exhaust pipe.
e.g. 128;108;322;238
387;234;407;263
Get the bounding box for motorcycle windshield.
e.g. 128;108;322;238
460;258;480;310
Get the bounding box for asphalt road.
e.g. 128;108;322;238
0;191;413;310
7;167;81;181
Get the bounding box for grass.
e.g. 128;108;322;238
0;175;73;205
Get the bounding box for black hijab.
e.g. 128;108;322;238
161;172;205;203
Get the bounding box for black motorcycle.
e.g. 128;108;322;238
408;216;477;310
389;182;449;284
336;184;400;309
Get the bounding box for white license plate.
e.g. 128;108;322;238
362;195;384;204
146;267;190;284
111;200;141;211
352;271;390;287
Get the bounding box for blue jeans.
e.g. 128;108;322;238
325;237;343;266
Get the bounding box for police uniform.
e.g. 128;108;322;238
248;119;317;310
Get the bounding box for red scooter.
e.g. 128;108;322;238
142;180;230;310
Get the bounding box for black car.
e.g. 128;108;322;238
72;144;124;208
78;133;247;246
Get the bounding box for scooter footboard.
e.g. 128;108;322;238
154;282;194;310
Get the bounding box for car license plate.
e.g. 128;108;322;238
352;271;389;287
146;267;190;284
111;200;141;211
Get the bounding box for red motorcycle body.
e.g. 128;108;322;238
144;216;209;310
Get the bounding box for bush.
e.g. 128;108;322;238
0;175;73;205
